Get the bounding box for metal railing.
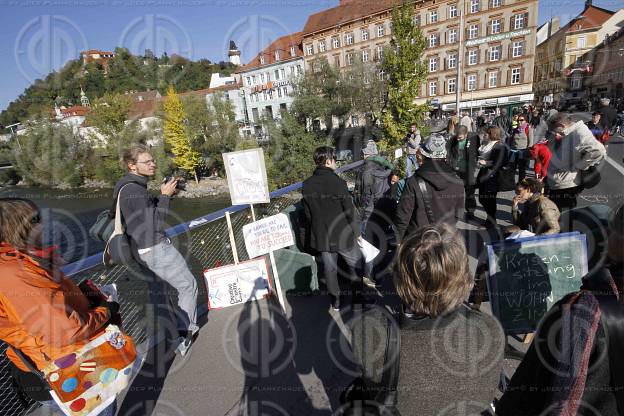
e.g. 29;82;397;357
0;160;363;416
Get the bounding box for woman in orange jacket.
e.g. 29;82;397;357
0;198;118;415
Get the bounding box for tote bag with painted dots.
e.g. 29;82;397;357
42;325;137;416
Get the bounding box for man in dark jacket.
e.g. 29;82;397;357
302;146;364;311
394;135;465;242
447;125;479;221
598;98;618;131
493;108;512;142
115;144;199;356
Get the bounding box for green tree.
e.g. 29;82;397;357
10;120;89;187
380;0;428;150
163;86;200;183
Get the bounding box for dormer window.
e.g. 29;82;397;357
275;50;280;61
260;55;265;64
290;46;296;56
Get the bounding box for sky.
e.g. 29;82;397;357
0;0;621;112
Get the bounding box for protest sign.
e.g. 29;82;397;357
204;258;271;309
486;232;588;334
223;148;270;205
243;213;295;259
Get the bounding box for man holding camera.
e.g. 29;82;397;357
114;144;198;356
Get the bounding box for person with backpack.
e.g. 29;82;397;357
496;203;624;415
447;125;479;221
0;199;118;416
394;135;464;243
114;144;199;356
346;223;504;416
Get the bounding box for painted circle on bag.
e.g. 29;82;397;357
99;368;118;384
48;373;59;383
54;353;76;369
70;398;86;412
61;377;78;393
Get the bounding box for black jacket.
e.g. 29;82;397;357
599;105;618;130
355;157;392;220
447;133;479;185
394;159;464;241
477;142;509;194
113;173;170;250
302;166;360;252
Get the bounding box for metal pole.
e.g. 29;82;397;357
455;0;465;115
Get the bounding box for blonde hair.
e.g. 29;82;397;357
0;198;40;250
394;223;472;317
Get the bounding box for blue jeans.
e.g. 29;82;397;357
406;154;419;177
40;399;116;415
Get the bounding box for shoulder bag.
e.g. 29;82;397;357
102;184;135;266
416;178;436;225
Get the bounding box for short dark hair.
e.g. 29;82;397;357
516;177;543;194
313;146;335;166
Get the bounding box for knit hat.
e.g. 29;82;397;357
362;139;378;157
419;134;447;159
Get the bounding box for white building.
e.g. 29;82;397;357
236;32;304;138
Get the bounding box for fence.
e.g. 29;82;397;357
0;160;363;416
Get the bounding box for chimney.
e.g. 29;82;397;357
585;0;592;7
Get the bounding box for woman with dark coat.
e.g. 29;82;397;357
477;126;511;227
447;125;480;220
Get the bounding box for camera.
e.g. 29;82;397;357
162;175;187;191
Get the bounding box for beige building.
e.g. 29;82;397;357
534;1;624;105
301;0;538;113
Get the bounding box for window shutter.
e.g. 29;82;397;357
509;16;514;30
523;12;529;28
486;21;490;35
520;66;524;83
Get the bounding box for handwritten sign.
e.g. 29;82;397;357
486;232;588;334
204;258;271;309
243;213;295;259
223;148;270;205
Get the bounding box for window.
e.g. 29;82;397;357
572;76;581;89
290;46;296;56
280;68;285;79
252;75;257;84
319;40;326;52
274;69;279;80
489;45;501;61
514;13;525;29
334;55;340;66
448;78;456;94
263;91;267;101
283;86;288;97
511;67;521;84
246;76;252;86
491;19;501;34
260;55;265;64
448;53;457;69
449;4;458;18
361;29;369;41
577;36;586;48
378;70;386;80
377;25;385;37
512;41;524;58
277;88;282;98
468;24;479;39
332;37;340;49
467;74;477;91
429;57;439;72
305;45;313;55
266;72;271;81
470;0;479;13
345;33;354;45
260;73;265;83
362;49;370;62
429;33;439;48
449;29;458;43
275;50;280;61
490;0;502;7
488;71;498;87
429;81;437;96
297;65;302;75
347;52;354;65
376;45;384;60
413;15;421;27
468;49;478;65
429;10;438;23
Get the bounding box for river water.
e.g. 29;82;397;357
0;187;231;264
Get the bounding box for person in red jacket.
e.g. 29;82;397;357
527;138;552;182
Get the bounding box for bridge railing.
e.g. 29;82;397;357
0;160;364;416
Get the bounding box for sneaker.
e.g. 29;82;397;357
362;276;377;288
175;336;192;357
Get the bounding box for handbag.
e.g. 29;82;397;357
579;165;601;190
89;182;140;243
13;325;137;416
102;184;135;266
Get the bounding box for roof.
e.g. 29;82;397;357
236;32;303;73
178;83;241;99
125;90;161;102
127;99;161;120
81;49;114;56
302;0;398;36
60;106;90;117
564;4;615;33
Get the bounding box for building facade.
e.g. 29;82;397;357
301;0;538;113
534;2;624;105
236;33;304;137
81;49;115;73
580;27;624;101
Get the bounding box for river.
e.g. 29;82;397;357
0;187;231;264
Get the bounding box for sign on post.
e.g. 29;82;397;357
242;213;295;259
486;232;588;335
204;258;271;309
223;148;270;205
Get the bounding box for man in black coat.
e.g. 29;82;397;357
302;146;363;311
598;98;618;131
447;125;479;221
394;135;465;242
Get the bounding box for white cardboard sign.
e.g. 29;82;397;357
223;148;270;205
243;213;295;259
204;259;271;309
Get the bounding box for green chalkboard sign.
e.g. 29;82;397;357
486;232;588;334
